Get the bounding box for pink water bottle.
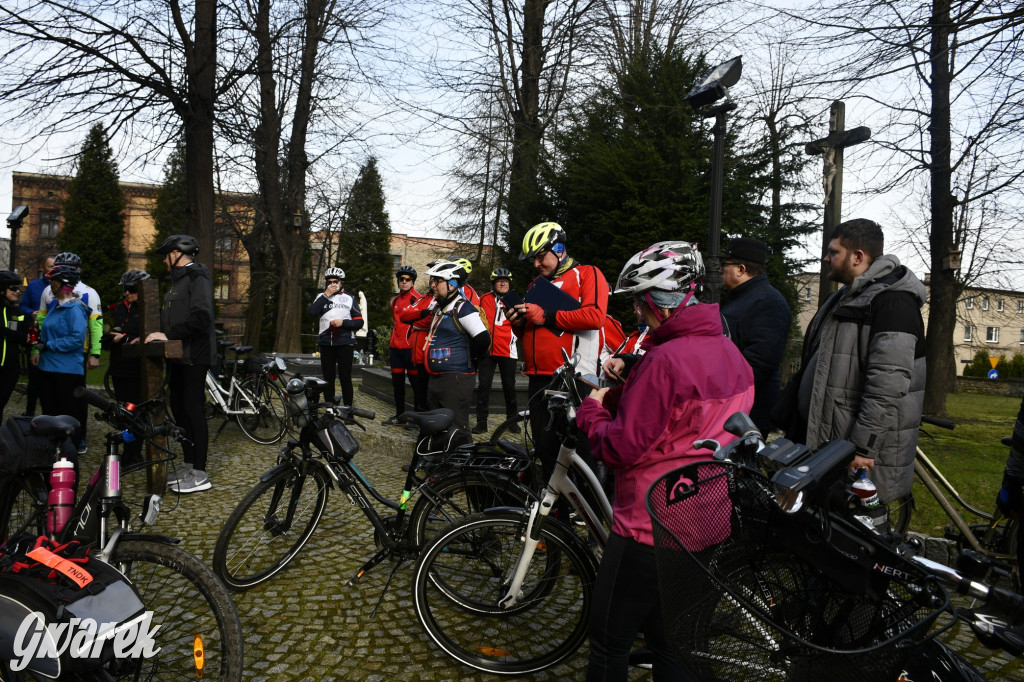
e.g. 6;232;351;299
47;457;76;535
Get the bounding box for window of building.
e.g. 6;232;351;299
1019;300;1024;314
215;234;233;252
392;254;402;269
311;249;324;268
964;325;973;341
982;297;990;311
986;326;999;343
966;297;974;309
39;209;59;238
803;288;811;301
215;270;230;301
1020;329;1024;344
998;299;1005;312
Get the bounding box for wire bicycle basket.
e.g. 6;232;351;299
647;460;950;681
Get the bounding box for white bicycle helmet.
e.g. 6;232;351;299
615;241;705;295
324;267;345;281
425;261;467;286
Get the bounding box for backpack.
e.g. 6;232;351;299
0;535;146;678
450;292;489;339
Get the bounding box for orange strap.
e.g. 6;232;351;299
26;547;94;589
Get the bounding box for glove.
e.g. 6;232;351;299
524;303;547;326
996;474;1024;516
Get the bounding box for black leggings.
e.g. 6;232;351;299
38;370;85;444
169;363;209;471
319;344;355;406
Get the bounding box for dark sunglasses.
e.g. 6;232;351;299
398;277;412;282
7;285;21;292
124;286;138;294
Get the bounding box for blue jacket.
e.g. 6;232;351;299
721;273;791;434
38;297;89;375
21;276;49;317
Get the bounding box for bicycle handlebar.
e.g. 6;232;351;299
921;414;956;430
75;385;117;412
74;386;184;442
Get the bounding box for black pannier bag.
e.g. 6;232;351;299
0;416;77;476
0;535;147;679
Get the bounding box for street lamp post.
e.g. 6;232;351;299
7;205;29;272
686;56;742;304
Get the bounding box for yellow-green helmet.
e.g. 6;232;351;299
520;222;567;260
453;258;473;275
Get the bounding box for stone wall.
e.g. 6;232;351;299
955;376;1024;397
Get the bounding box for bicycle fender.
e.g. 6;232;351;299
115;533;182;545
260;462;294;482
491;508;600;575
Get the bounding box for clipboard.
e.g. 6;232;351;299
524;275;581;312
498;290;524;310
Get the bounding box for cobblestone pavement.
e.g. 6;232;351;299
8;385;1024;680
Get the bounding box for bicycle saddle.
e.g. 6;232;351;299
233;345;254;354
217;339;234;348
30;415;80;440
399;409;455;434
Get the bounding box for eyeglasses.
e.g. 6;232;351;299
124;286;137;294
7;286;21;293
398;277;412;283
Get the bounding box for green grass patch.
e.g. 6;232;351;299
908;392;1020;536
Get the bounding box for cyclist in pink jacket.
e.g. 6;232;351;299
576;241;754;680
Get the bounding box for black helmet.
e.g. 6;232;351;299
490;267;512;282
396;265;417;281
118;270;151;287
54;252;82;268
0;271;21;289
155;234;200;255
49;265;81;288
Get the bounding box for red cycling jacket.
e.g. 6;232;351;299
517;263;609;376
399;294;436;366
480;291;518;360
389;289;420;350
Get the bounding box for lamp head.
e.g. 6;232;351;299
686;56;742;109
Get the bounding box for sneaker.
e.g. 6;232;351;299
77;440;88;455
170;469;211;494
166;462;193;484
382;416;401;426
472;423;487;434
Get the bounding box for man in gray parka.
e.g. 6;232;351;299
791;219;926;503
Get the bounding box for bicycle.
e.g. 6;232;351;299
882;414;1019;589
205;348;289;445
411;351;614;675
645;412;1024;681
212;375;536;604
0;388;245;680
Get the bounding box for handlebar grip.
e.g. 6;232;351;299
921;415;956;430
74;386;116;412
348;406;375;420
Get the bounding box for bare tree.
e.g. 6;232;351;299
0;0;247;259
783;0;1024;415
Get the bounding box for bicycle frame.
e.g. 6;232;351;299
499;409;613;609
206;369;262;417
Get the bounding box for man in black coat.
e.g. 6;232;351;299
720;238;792;436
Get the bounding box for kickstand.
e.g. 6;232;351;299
370;559;404;619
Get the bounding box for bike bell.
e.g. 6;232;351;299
286;377;309;428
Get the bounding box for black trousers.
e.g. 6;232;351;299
38;370;85;443
319;344;355;406
427;372;474;434
475;355;518;425
169;363;210;471
0;358;19;418
587;533;690;681
412;363;430;411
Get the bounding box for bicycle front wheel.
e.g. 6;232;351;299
233;377;288;444
413;510;596;675
107;538;244;681
213;461;331;590
408;470;535;550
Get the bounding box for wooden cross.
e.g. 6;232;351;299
122;277;183;493
805;100;871;307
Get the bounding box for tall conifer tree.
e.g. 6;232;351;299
337;158;393;323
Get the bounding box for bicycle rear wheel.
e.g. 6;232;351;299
233;377;288;444
488;412;531;454
107;538;244;681
413;510;596;675
213;461;331;591
408;470;535;550
885;493;913;537
0;472;47;540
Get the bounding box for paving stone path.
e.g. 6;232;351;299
7;383;1022;680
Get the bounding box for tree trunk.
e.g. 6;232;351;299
184;0;217;262
923;0;954;417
